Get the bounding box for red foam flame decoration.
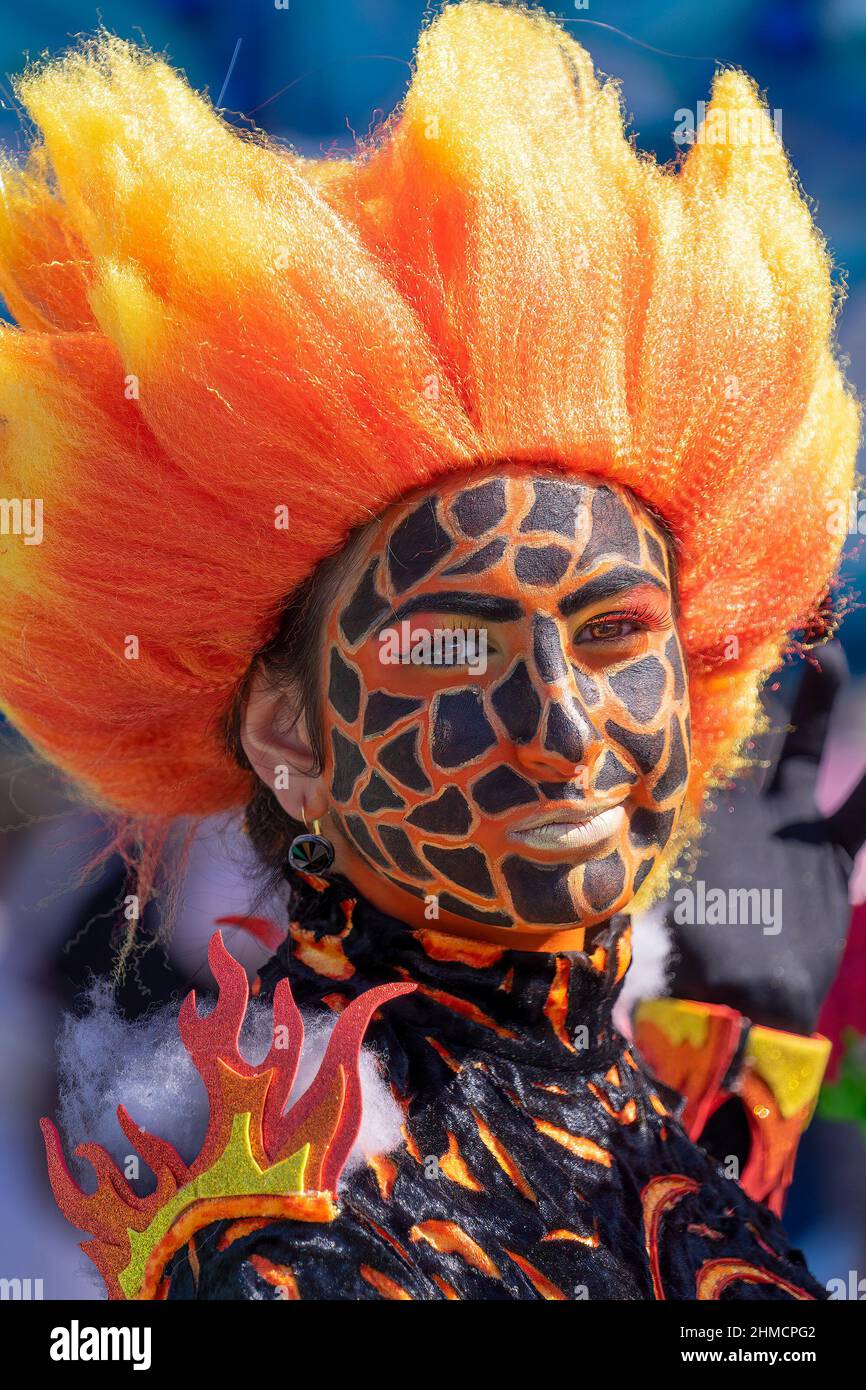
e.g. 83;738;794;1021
213;913;286;952
40;931;414;1298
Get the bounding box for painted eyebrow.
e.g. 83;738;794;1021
558;565;670;618
381;591;525;627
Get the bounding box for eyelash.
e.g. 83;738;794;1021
382;603;671;657
574;601;672;645
438;613;478;630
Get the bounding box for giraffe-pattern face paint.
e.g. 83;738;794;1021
321;468;690;940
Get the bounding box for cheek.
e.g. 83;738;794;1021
322;629;521;919
630;648;691;870
587;630;691;867
323;634;447;852
593;632;689;777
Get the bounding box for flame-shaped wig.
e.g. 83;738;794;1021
0;2;859;902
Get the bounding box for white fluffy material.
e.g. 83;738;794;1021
612;903;676;1038
55;983;404;1195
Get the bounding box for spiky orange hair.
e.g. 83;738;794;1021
0;2;858;902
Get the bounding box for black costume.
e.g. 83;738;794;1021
165;874;823;1301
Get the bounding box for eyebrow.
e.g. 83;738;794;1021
558;565;670;618
382;591;525;627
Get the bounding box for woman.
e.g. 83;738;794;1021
0;3;858;1299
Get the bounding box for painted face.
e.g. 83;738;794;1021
321;469;690;943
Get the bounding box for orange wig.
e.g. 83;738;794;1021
0;2;859;905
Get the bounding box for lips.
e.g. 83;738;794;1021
510;801;625;832
506;802;627;856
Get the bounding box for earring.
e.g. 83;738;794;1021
288;807;335;875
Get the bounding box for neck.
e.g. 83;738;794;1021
260;869;631;1076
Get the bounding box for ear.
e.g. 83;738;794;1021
240;663;329;824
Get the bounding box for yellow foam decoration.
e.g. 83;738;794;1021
635;997;715;1050
118;1112;309;1299
745;1027;831;1121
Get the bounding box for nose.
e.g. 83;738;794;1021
513;690;600;781
497;615;604;781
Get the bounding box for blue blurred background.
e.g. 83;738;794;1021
0;0;864;1300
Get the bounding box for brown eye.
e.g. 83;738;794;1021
576;617;640;644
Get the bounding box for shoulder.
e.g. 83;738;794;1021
165;1202;428;1301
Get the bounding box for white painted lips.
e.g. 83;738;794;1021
506;804;627;854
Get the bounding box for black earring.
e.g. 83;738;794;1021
288;811;335;876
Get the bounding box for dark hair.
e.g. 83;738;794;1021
224;480;681;885
223;520;376;885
